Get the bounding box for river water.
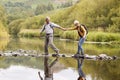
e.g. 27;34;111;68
0;38;120;80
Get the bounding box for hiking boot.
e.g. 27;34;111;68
52;53;60;57
56;50;59;54
74;53;85;59
74;53;80;58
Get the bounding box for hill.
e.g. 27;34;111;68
51;0;120;32
5;0;120;42
17;0;120;32
0;0;76;24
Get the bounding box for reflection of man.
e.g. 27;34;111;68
77;58;86;80
38;56;58;80
40;16;65;55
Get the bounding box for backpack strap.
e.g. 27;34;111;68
43;23;53;30
49;23;54;33
77;26;83;37
49;23;54;30
44;23;54;33
80;24;88;34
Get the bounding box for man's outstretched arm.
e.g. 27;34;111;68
57;26;66;31
66;26;77;30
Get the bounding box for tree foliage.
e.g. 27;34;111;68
8;19;24;35
15;0;120;32
57;1;73;8
2;0;120;37
41;0;119;32
35;3;54;15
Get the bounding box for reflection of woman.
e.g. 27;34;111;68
77;58;86;80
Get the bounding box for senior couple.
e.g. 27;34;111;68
40;16;87;56
40;16;87;80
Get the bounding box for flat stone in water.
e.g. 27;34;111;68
0;49;118;61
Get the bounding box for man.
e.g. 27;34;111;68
66;20;87;56
40;16;65;55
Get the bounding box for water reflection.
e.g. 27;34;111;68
39;56;86;80
0;38;120;80
39;56;59;80
0;55;120;80
77;58;86;80
41;56;86;80
44;57;57;80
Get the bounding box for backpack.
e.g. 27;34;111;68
80;24;88;35
43;23;54;31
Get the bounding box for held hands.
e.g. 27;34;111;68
60;27;68;31
63;28;68;31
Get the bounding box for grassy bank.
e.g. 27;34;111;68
60;31;120;43
19;29;120;43
0;21;9;39
19;29;40;38
87;32;120;42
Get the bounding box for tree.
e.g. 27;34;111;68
0;6;5;21
8;19;24;36
47;2;54;11
35;4;47;15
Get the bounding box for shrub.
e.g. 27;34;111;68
8;19;24;36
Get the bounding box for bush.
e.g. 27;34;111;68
0;21;9;38
8;19;24;36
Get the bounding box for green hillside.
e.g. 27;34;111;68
52;0;120;32
0;0;120;42
16;0;120;42
0;0;74;24
16;0;120;31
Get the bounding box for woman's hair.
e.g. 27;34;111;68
77;76;86;80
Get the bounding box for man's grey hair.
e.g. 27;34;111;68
46;16;50;20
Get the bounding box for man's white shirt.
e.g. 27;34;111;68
41;22;60;34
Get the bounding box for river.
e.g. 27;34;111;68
0;37;120;80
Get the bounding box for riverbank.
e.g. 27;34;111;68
0;22;9;39
19;29;120;43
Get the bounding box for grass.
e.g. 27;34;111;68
0;30;9;39
87;32;120;42
0;38;9;50
0;22;9;39
19;29;120;43
19;29;40;38
60;30;79;40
